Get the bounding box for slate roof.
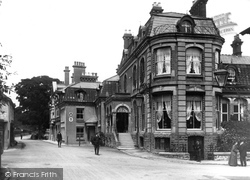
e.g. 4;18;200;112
221;55;250;64
64;82;100;90
221;55;250;92
149;12;218;36
99;75;119;97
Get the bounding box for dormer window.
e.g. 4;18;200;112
228;68;236;84
182;21;192;33
176;15;195;33
75;89;86;102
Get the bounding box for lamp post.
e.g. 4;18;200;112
214;69;229;87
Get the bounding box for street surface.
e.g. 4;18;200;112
2;136;250;180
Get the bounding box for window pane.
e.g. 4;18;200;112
222;114;228;122
76;127;84;138
77;108;84;119
222;104;227;112
234;105;238;113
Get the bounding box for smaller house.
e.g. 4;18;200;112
0;95;15;150
50;62;101;145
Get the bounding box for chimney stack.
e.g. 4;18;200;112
150;2;163;16
189;0;208;18
122;30;133;49
231;34;243;56
72;61;86;83
64;66;70;85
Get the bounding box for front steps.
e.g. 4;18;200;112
117;133;135;150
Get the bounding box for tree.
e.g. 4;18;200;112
0;54;14;107
15;76;59;138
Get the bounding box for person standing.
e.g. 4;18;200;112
228;142;238;166
193;140;202;162
238;140;247;166
92;133;101;155
57;131;62;148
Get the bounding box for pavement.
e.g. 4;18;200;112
3;136;244;167
40;139;231;166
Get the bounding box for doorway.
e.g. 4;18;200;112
87;126;95;141
188;136;204;160
116;113;128;133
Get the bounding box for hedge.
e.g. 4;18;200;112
216;121;250;152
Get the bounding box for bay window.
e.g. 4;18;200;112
155;95;172;129
186;96;202;129
155;47;171;75
186;48;202;75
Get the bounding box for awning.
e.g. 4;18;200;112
84;107;97;124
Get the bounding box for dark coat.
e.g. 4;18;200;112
239;142;247;157
91;135;101;146
57;133;62;141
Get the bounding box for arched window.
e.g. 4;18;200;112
133;65;137;89
155;47;171;75
140;58;145;84
186;48;202;75
124;75;127;93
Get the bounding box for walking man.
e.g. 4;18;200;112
238;140;247;166
57;131;62;148
92;133;101;155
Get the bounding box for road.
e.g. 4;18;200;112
1;136;250;180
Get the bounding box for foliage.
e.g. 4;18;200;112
0;54;14;107
216;121;250;151
15;76;59;136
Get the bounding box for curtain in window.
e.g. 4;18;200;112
165;101;171;120
186;101;192;120
193;56;200;74
194;101;202;121
156;102;163;123
186;56;192;74
186;56;200;74
156;48;171;75
240;101;247;120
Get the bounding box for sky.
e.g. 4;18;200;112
0;0;250;105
